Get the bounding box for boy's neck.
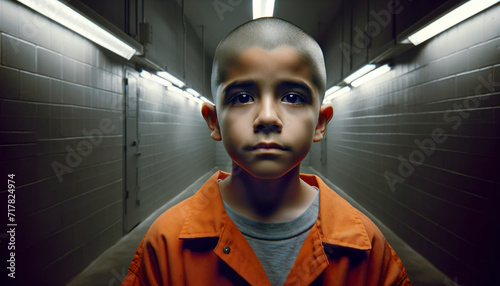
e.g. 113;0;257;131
218;163;318;223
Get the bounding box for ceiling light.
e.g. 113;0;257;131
344;64;376;84
325;86;341;98
168;86;193;99
157;71;185;88
351;64;391;87
407;0;500;45
140;70;172;87
192;97;205;105
186;88;209;105
253;0;275;19
17;0;137;59
140;70;152;79
140;70;151;77
186;88;200;97
141;70;206;105
167;85;184;93
181;90;203;104
324;86;351;101
200;97;213;104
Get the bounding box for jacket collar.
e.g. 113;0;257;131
179;171;372;250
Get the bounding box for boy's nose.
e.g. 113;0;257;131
253;97;283;134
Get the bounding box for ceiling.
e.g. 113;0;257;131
177;0;342;59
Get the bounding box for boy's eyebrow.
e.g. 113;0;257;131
222;81;257;99
224;81;312;92
277;81;312;95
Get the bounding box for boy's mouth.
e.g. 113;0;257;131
246;142;289;151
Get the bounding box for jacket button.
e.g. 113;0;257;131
223;246;230;254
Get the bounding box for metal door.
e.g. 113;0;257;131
124;70;141;233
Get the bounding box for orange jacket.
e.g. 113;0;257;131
122;171;411;286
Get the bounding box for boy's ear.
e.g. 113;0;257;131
313;103;334;142
201;102;222;141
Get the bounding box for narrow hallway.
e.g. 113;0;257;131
0;0;498;285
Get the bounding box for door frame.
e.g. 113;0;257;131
123;68;141;234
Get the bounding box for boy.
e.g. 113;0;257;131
122;18;410;285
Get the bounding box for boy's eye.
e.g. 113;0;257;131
229;92;254;105
282;93;306;105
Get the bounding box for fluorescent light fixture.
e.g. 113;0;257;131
324;86;351;101
200;97;213;104
351;64;391;87
181;90;204;104
17;0;136;59
253;0;275;19
140;70;172;87
407;0;500;45
186;88;208;104
140;70;152;78
186;88;200;97
325;86;341;98
344;64;376;84
167;85;184;94
157;71;185;88
141;70;206;105
167;86;197;102
192;97;205;105
180;91;194;100
152;75;173;87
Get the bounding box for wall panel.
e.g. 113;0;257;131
137;81;214;217
314;4;500;284
0;0;215;284
0;1;125;283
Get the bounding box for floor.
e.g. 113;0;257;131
67;166;450;286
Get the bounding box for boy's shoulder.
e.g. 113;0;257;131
145;171;229;241
301;173;383;247
147;171;384;249
143;196;192;243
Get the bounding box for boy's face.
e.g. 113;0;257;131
204;45;332;179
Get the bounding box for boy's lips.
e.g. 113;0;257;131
246;142;289;151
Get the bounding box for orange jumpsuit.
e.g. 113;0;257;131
122;171;411;285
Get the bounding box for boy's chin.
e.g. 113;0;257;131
232;160;299;180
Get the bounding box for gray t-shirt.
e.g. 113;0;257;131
223;188;319;286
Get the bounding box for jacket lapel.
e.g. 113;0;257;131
283;174;373;285
301;174;372;250
178;171;270;285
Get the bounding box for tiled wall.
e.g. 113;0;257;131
0;1;125;283
312;4;500;284
137;80;214;218
144;0;211;97
0;0;214;284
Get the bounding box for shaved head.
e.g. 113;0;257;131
211;17;326;103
